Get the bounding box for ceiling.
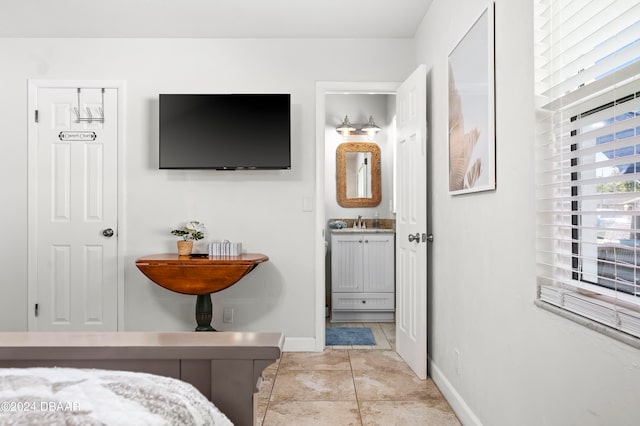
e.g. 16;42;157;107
0;0;433;39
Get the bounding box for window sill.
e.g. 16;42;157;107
534;299;640;350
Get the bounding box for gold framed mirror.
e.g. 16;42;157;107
336;142;382;208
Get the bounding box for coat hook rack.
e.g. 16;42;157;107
74;88;105;124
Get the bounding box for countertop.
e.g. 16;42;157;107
330;228;395;234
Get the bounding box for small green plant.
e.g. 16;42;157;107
171;220;205;241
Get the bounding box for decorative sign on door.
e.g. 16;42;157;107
58;131;97;141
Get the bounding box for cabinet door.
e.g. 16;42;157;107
331;234;364;292
363;234;395;293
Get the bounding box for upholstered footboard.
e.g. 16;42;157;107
0;331;284;426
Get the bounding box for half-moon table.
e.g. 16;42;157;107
135;253;268;331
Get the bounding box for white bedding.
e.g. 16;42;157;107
0;367;232;425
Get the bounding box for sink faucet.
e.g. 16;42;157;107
355;215;363;229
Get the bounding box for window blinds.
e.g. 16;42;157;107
535;0;640;338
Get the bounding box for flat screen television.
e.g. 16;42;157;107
159;93;291;170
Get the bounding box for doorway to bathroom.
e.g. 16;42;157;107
324;92;397;325
316;82;398;350
315;71;428;378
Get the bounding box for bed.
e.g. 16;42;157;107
0;331;284;426
0;367;232;425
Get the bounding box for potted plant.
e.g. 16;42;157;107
171;220;205;255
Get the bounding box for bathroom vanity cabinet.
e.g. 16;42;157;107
330;230;395;322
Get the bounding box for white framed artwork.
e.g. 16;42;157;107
448;2;496;195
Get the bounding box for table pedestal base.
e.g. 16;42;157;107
195;294;215;332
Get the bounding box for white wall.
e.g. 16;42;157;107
417;0;640;425
0;38;415;342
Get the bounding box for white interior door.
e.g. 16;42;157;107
395;65;428;379
30;85;118;331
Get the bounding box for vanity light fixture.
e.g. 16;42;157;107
361;115;380;137
336;115;356;136
336;115;381;138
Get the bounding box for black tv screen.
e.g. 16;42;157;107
159;94;291;170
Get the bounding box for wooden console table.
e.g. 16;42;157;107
136;253;268;331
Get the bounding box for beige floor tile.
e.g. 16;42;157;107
279;350;351;371
267;323;458;425
266;357;281;369
263;360;280;380
361;323;392;349
256;397;270;426
353;369;440;401
379;322;395;332
359;401;461;426
348;349;414;374
327;321;355;328
271;370;356;402
368;327;391;349
263;401;361;426
256;372;276;422
382;330;395;344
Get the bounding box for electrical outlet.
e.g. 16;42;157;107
454;349;461;375
223;307;234;324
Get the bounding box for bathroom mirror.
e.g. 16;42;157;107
336;142;381;208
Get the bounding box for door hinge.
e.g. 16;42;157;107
34;303;39;317
34;110;39;123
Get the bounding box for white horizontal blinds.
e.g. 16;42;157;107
536;0;640;336
539;0;640;101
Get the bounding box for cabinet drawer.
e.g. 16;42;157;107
332;292;394;311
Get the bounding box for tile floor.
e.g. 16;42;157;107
255;322;460;425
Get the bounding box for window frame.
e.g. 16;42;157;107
534;0;640;342
570;93;640;304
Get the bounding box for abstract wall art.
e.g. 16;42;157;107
448;2;495;195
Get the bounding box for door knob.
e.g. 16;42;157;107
425;234;434;243
102;228;114;237
408;233;421;243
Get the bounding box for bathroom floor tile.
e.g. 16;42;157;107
359;400;461;426
271;370;356;402
263;401;361;426
379;322;396;345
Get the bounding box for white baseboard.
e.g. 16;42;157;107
428;357;482;426
283;337;317;352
